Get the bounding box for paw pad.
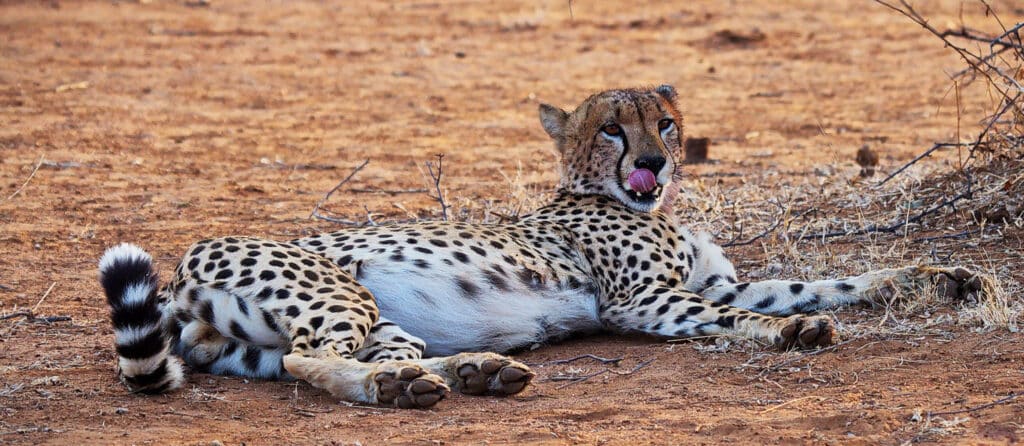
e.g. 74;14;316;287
374;365;449;409
457;358;535;396
779;316;837;349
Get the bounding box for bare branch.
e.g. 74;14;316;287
309;159;369;223
528;354;624;367
6;155;44;201
928;391;1021;417
424;154;450;221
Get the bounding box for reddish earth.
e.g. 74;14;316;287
1;1;1022;445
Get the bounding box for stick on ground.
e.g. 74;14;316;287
7;155;44;201
309;159;369;223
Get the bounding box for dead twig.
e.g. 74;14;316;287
913;229;982;243
32;282;56;313
759;395;828;414
424;154;449;221
875;143;972;186
552;358;655;389
0;311;72;323
928;391;1021;417
528;354;624;367
6;155;44;201
755;338;858;377
796;186;974;241
309;159;369;223
723;201;815;247
347;187;428;195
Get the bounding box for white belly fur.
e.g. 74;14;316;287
355;260;603;356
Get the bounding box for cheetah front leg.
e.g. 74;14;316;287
601;286;837;348
696;266;985;316
681;230;985;315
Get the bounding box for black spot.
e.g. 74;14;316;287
309;316;324;330
242;345;262;372
237;277;255;287
259;270;276;281
187;258;200;270
789;283;805;294
304;271;319;281
453;252;470;264
230;320;252;342
456;278;480;299
235;296;250;316
719;293;736;305
836;283;855;292
296;292;313;301
275;289;290;300
332;322;352;332
198;300;215;325
282;270;296;280
215;269;233;280
115;329;166;360
310;301;325;310
735;283;750;292
715;315;736;328
686;306;704;315
484;270;510;291
261;310;280;332
753;296;776;310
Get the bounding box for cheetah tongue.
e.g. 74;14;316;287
627;169;657;193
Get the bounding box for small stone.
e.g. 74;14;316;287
684;137;710;164
115;407;128;415
856;145;879;178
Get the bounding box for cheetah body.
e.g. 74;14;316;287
99;86;982;408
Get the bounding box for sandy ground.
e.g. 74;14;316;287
1;0;1023;444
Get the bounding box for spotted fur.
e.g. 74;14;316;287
98;85;982;408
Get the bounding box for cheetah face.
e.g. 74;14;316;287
539;85;683;213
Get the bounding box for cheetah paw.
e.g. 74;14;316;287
918;266;986;300
454;353;535;396
373;364;449;409
778;315;838;349
874;266;986;302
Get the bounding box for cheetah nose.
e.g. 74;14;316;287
627;168;657;193
634;156;666;176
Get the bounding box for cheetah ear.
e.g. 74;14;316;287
538;103;569;140
654;84;678;103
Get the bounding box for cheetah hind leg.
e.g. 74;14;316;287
414;352;536;397
282;354;450;409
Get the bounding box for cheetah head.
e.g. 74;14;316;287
539;85;683;213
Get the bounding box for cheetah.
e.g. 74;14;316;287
99;85;983;409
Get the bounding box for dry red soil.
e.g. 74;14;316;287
1;1;1023;445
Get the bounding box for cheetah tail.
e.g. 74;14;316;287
98;243;184;394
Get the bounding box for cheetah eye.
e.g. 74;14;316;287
658;118;674;131
601;124;622;137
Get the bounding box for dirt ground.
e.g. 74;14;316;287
2;0;1023;444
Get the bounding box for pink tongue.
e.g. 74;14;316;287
627;169;657;193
